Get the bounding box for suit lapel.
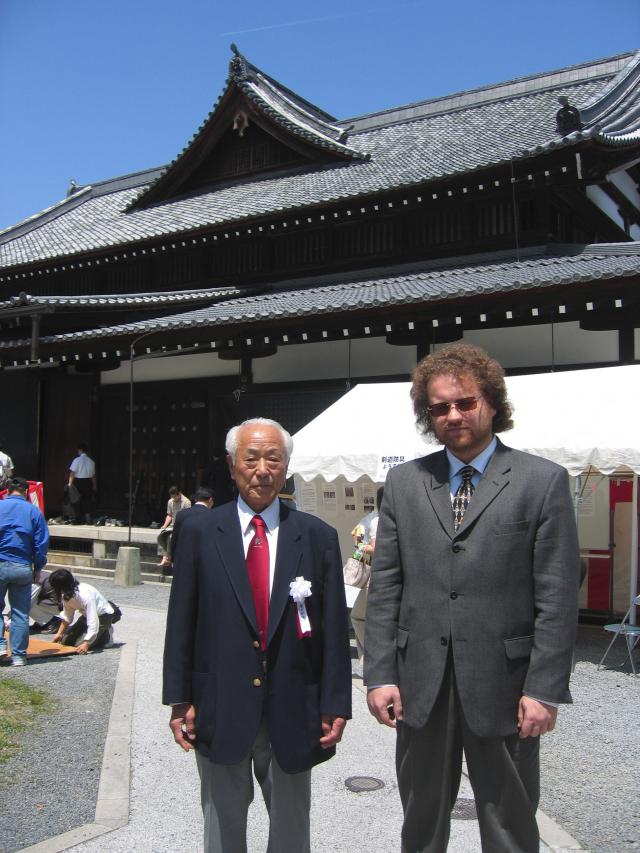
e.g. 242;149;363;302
423;451;456;540
267;501;303;647
214;503;259;635
454;439;511;535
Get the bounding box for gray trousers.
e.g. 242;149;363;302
195;720;311;853
396;656;540;853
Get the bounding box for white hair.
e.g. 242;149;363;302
225;418;293;464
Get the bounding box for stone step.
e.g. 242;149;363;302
44;560;172;586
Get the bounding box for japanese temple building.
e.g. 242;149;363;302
1;46;640;530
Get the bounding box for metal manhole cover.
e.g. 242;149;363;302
451;797;477;820
344;776;385;793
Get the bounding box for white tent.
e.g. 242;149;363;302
289;364;640;618
289;364;640;481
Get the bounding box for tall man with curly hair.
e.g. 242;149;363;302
364;343;580;853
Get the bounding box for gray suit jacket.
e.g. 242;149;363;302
364;439;580;738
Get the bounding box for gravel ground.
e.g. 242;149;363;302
0;578;168;853
537;626;640;853
0;638;120;852
1;576;638;853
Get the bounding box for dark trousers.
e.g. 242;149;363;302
74;478;94;523
61;613;113;649
396;657;540;853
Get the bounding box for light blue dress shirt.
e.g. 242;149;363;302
446;436;497;497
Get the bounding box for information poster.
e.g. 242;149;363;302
375;454;407;482
321;486;337;512
343;484;357;512
361;482;377;515
298;482;318;514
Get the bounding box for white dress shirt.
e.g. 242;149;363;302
60;582;114;645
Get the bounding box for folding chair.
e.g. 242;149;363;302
597;594;640;675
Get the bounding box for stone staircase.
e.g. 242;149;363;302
46;523;171;585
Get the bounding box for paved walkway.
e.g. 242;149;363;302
20;600;582;852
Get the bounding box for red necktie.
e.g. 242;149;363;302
246;515;270;650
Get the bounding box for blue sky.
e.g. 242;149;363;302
0;0;638;231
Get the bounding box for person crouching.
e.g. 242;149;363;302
48;569;115;654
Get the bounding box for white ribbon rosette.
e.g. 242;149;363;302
289;576;312;638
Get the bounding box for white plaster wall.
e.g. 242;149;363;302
251;338;417;383
458;321;618;368
100;351;240;384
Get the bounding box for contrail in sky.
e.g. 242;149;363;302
222;1;424;36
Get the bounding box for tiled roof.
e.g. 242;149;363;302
0;285;242;311
7;243;636;349
1;51;638;270
230;48;368;161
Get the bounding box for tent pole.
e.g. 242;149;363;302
573;474;581;524
629;472;638;630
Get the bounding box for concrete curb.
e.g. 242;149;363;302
352;676;586;852
18;641;138;853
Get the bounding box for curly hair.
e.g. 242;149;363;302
411;343;513;437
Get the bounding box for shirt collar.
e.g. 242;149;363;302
446;436;497;478
237;495;280;534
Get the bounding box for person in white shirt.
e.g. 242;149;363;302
68;444;96;524
0;448;14;489
48;569;115;653
157;485;191;568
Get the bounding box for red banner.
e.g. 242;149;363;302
0;481;45;516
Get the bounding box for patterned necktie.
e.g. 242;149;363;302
246;515;270;650
452;465;475;532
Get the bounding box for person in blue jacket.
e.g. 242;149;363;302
0;477;49;666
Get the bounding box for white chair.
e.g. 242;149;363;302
597;595;640;675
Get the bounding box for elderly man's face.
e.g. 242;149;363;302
228;424;287;513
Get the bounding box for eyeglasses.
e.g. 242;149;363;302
427;397;480;418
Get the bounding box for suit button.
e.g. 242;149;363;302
252;640;260;649
450;591;458;600
452;544;461;553
252;678;262;687
440;637;448;646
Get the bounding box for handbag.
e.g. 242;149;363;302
343;555;371;589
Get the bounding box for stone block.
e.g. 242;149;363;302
114;546;141;587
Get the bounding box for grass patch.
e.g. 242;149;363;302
0;677;53;764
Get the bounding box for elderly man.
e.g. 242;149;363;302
365;343;580;853
163;418;351;853
0;477;49;666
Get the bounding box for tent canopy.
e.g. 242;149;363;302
289;364;640;481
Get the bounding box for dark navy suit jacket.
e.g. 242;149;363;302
163;499;352;772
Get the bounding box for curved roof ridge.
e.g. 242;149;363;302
344;52;635;133
579;50;640;127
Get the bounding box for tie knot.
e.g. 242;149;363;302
251;515;266;534
459;465;475;483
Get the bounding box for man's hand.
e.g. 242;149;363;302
319;715;347;749
169;703;197;752
517;696;558;739
367;685;403;728
75;642;90;655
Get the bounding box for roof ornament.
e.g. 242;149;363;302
229;43;249;80
233;109;250;137
556;96;582;135
67;178;80;197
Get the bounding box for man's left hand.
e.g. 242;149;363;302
517;696;557;739
319;715;347;749
76;642;90;655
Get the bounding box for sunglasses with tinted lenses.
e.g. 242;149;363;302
427;397;480;418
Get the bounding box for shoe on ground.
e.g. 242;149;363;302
10;657;27;667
